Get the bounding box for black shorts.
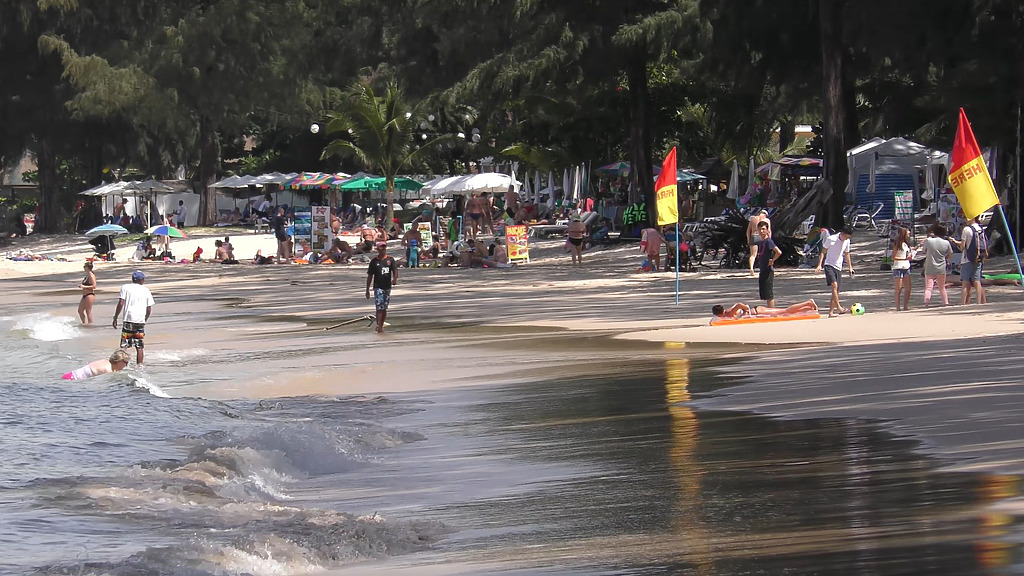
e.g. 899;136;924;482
758;268;774;302
824;265;842;289
569;237;583;247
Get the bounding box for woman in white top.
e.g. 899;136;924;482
920;223;954;306
891;226;913;311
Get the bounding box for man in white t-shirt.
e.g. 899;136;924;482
815;227;855;317
175;200;187;228
112;271;155;365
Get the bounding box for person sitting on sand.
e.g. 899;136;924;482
458;239;511;268
357;225;376;253
324;238;353;264
711;299;819;320
62;349;131;381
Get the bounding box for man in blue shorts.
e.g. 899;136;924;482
365;242;398;333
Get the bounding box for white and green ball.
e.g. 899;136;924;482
850;303;865;316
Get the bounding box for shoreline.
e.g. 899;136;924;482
4;229;1024;476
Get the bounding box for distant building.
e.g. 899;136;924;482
0;152;38;197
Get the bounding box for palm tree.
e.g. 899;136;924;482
322;81;444;231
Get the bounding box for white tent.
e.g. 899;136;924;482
846;137;949;202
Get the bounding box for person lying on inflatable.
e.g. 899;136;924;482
62;349;131;380
711;299;818;322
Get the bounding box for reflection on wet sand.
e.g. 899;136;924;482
403;358;1023;574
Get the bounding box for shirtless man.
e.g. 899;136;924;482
747;209;771;276
401;226;421;267
466;193;486;239
359;225;376;252
711;299;818;319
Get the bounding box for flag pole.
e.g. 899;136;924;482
996;205;1024;297
675;221;681;305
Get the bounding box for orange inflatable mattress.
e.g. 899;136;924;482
710;312;821;326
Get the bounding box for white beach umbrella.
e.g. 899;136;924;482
534;172;542;206
726;160;740;200
547;172;556;210
453;172;519;194
867;151;877;199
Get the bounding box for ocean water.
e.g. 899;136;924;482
2;312;1022;575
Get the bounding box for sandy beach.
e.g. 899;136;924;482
4;225;1024;481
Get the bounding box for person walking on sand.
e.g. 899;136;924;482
921;223;954;307
365;242;398;333
78;261;97;325
112;271;154;366
754;220;781;308
816;227;854;317
891;226;913;311
567;216;586;266
951;216;989;305
62;349;131;381
747;208;770;276
175;200;187;229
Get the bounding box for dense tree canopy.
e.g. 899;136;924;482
2;0;1023;229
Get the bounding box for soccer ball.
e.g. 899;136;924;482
850;303;865;316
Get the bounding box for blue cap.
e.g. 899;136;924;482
132;271;146;281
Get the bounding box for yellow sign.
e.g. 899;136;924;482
506;224;530;263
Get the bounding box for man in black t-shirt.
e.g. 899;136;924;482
755;220;782;308
270;208;289;263
365;242;398;333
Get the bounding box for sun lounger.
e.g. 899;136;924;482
528;224;568;238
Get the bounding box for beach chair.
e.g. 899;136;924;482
851;203;883;230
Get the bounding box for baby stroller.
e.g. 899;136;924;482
88;235;116;261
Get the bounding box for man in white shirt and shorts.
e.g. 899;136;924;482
815;227;855;317
112;271;155;365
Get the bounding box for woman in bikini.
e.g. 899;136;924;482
712;299;818;319
78;261;97;325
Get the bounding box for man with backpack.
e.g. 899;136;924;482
954;216;989;305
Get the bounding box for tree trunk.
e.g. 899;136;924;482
35;138;60;233
198;116;218;225
778;118;796;154
818;0;851;230
627;46;655;227
385;176;396;234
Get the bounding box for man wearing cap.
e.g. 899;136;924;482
365;242;398;333
747;208;771;276
112;271;155;365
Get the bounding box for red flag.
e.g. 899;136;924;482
948;108;999;220
655;147;678;225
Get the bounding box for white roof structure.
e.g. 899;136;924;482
845;137;949;197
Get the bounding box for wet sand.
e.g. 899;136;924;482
4;230;1024;474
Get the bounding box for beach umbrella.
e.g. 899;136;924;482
144;224;187;238
547;171;556;210
597;161;631;176
727;160;740;200
85;223;128;237
451;172;518;194
562;169;570;208
867;151;877;199
745;156;756;198
533;172;541;205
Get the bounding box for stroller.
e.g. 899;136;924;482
88;235;116;260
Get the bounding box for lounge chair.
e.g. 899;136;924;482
851;203;884;230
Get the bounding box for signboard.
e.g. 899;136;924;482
893;190;914;223
505;224;530;263
311;205;332;251
293;206;312;254
417;221;432;245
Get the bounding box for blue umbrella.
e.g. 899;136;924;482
85;224;128;237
